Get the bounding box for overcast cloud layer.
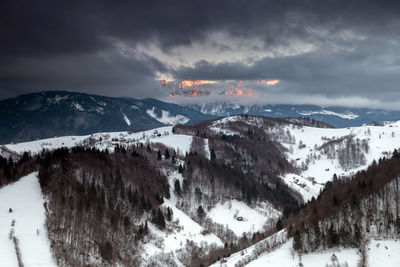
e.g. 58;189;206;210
1;0;400;108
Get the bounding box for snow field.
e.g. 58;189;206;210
146;107;190;125
2;125;195;157
207;200;280;236
366;239;400;267
246;240;359;267
0;173;56;267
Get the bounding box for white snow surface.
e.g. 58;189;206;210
246;239;359;267
0;173;56;267
298;109;359;119
216;237;400;267
71;102;84;111
122;113;131;126
208;200;280;236
204;139;211;160
367;239;400;267
146;107;189;125
1;126;193;157
210;229;288;267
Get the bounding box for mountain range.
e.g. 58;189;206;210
0;91;211;144
2;91;400;144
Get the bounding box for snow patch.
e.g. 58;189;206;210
146;107;189;125
71;102;84;111
367;239;400;267
247;239;359;267
122;113;131;126
47;95;69;104
208;200;280;236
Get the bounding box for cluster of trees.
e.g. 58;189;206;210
318;135;369;170
0;151;35;187
39;146;171;265
286;149;400;253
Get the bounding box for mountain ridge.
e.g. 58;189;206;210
0;91;213;144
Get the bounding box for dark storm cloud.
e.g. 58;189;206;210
172;39;400;102
2;0;400;56
1;0;400;105
0;50;167;99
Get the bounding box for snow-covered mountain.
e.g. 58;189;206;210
186;102;400;128
3;91;400;146
0;91;212;144
1;115;400;266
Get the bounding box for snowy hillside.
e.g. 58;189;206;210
2;115;400;266
0;172;56;267
3;117;400;204
206;116;400;201
275;120;400;201
208;200;280;237
216;236;400;267
1;126;193;157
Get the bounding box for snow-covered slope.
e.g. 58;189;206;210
273;121;400;201
217;238;400;267
206;115;400;202
146;107;190;125
0;173;56;267
142;168;224;266
1;126;193;157
244;239;359;267
4;118;400;204
208;200;280;236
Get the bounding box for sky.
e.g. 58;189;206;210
1;0;400;109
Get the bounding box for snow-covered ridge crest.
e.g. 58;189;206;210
1;126;194;157
298;109;359;119
146;107;189;125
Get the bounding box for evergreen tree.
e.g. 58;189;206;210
210;149;216;161
165;149;170;159
197;205;205;220
293;230;302;251
276;218;283;231
153;209;166;229
178;164;184;173
166;207;173;221
353;223;362;246
328;223;339;247
174;179;182;197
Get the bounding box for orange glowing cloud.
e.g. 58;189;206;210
178;80;217;88
256;79;280;85
223;81;254;96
